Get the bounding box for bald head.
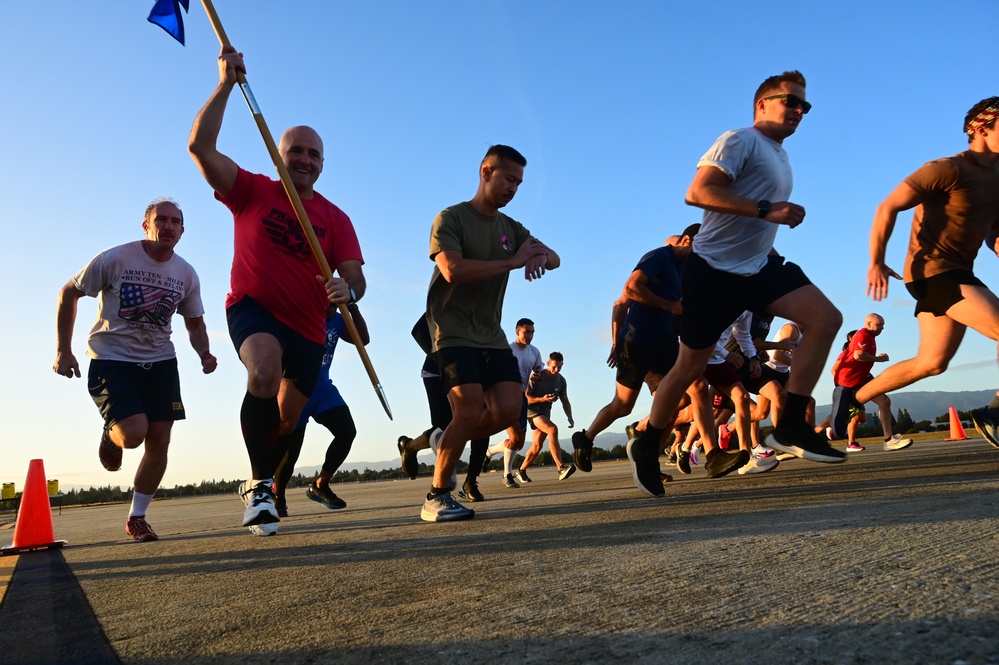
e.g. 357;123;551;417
664;235;681;246
864;313;885;335
279;126;324;154
278;126;324;196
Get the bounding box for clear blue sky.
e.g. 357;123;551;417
2;1;997;489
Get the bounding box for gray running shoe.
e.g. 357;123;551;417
421;492;475;522
504;473;521;488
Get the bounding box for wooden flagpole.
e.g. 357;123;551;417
198;0;392;419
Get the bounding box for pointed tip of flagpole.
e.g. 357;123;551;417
376;385;393;420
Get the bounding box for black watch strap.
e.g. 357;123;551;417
757;200;771;219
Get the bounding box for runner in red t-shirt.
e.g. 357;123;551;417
830;314;912;451
189;46;366;534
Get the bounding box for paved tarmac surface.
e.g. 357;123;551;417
2;435;998;664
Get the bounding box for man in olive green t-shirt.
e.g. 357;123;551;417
843;96;999;449
419;145;561;522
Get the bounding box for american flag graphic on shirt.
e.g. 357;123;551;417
119;282;180;326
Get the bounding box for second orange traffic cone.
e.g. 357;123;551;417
0;459;67;555
945;407;969;441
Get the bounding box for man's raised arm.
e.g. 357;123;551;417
188;46;243;198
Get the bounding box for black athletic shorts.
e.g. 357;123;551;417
767;367;790;388
88;358;184;427
226;295;324;398
679;253;812;350
905;270;986;317
615;336;680;391
735;356;784;395
436;346;521;395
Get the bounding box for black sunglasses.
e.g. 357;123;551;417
763;94;811;114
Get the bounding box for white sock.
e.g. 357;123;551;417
503;448;514;475
129;490;154;518
486;442;505;457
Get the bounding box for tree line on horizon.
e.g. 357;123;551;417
0;409;976;510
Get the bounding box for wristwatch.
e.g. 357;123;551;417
348;287;357;304
756;200;771;219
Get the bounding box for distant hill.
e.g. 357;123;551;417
815;389;995;423
295;389;995;475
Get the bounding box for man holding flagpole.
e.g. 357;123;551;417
189;45;366;535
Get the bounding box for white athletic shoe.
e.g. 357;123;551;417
737;454;780;475
884;434;913;451
249;523;278;536
752;445;775;459
240;479;280;527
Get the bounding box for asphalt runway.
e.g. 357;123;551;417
2;435;998;664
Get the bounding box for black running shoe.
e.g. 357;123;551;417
457;478;484;502
481;453;493;474
571;430;594;472
676;448;692;475
765;424;847;463
398;436;419;479
306;484;348;509
627;437;665;497
830;385;859;440
704;448;750;478
970;407;999;449
275;496;289;518
625;421;640;440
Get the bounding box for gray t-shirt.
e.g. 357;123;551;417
73;241;204;362
694;127;793;276
526;371;567;419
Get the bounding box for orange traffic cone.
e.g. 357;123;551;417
945;407;969;442
1;459;67;555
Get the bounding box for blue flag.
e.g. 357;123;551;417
148;0;190;45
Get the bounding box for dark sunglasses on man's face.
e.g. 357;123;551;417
763;93;812;114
